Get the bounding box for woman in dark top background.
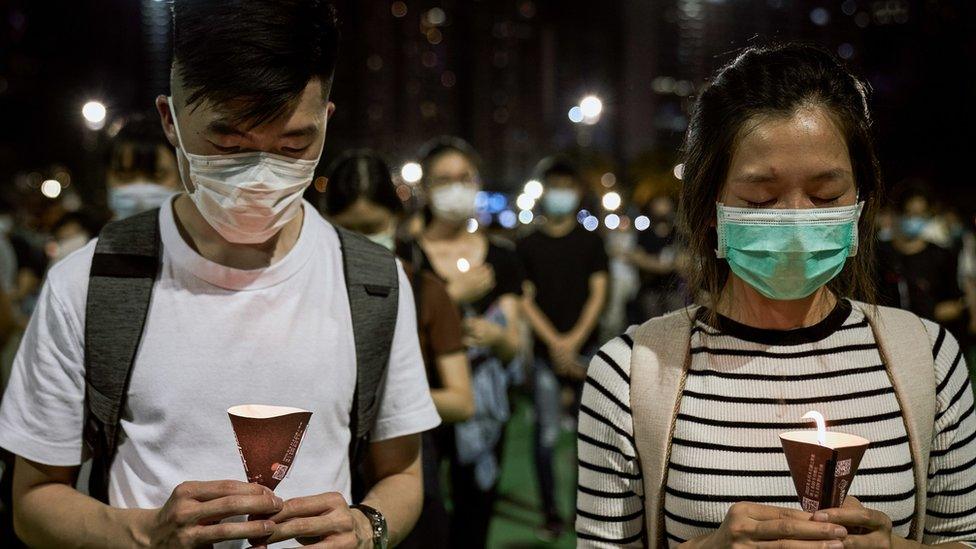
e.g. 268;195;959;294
318;149;474;549
414;136;525;549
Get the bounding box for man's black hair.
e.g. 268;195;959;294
173;0;340;125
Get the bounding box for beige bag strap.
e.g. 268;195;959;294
855;301;936;542
631;305;698;547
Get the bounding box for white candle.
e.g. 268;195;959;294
802;410;827;446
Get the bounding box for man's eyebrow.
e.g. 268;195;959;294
205;120;247;136
280;125;319;139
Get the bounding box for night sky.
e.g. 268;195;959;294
1;0;974;215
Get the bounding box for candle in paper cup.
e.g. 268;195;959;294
228;404;312;490
457;258;471;273
779;410;869;512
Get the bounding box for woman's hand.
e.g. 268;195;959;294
463;317;504;348
812;497;893;548
681;502;848;549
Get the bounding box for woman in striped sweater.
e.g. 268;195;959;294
576;43;976;548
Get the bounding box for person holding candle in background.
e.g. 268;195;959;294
319;148;475;549
576;43;976;548
413;136;525;548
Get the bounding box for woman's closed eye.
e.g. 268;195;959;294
744;198;777;208
811;195;843;206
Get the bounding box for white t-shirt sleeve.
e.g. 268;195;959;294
0;255;90;467
369;261;441;442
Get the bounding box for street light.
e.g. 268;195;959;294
602;191;622;211
400;162;423;184
82;101;107;130
568;106;584;124
580;96;603;118
41;179;63;199
569;95;604;126
523;180;544;199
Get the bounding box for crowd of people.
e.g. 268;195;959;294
0;2;973;549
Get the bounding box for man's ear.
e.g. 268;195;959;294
155;95;179;149
326;101;337;120
314;176;329;193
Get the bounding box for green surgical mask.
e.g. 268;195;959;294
716;202;864;300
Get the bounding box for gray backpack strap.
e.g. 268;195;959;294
630;305;698;547
855;301;936;542
335;227;399;489
83;209;161;504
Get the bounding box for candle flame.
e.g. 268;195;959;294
457;258;471;273
803;410;827;446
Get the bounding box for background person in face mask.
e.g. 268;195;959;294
320;148;474;549
516;156;609;540
876;182;966;325
415;136;525;549
45;210;98;265
105;112;180;220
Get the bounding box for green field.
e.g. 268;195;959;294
487;395;578;548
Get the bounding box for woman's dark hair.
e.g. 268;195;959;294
418;135;482;185
173;0;340;126
535;155;582;186
108;112;169;182
321;149;401;216
678;42;882;309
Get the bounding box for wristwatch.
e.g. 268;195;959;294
352;503;389;549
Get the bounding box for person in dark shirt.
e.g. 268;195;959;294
415;136;525;549
319;149;474;549
518;157;609;540
627;194;686;324
876;184;965;326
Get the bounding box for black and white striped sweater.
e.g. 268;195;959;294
576;300;976;547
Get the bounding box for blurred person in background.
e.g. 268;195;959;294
105;112;180;220
877;183;966;331
517;156;608;540
0;198;18;387
45;210;100;266
320;148;474;549
626;194;686;323
415;136;524;549
0;198;17;296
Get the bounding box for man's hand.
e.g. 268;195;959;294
252;492;370;548
680;502;847;549
142;480;282;548
812;497;893;548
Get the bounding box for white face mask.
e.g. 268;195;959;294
108;182;176;220
429;182;479;223
168;96;324;244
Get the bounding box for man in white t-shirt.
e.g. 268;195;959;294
0;2;439;548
